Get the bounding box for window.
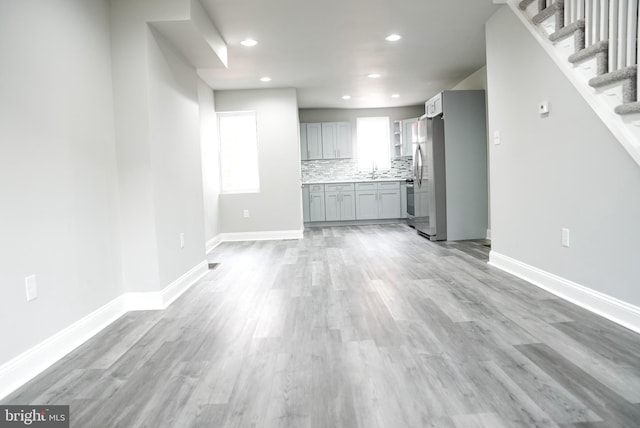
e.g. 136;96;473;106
217;111;260;193
356;117;391;171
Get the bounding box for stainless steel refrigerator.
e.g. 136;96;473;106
412;90;488;241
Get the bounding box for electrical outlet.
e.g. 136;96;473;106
179;233;185;249
561;228;570;247
243;209;250;218
539;101;550;115
25;274;38;301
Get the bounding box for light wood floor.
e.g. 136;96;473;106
4;224;640;427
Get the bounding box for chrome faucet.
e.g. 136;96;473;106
370;162;378;180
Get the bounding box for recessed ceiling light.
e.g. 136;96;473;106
391;93;400;98
342;95;351;100
260;76;271;82
368;73;381;78
240;38;258;47
385;34;402;42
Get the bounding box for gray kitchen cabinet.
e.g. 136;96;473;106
400;181;407;219
321;122;351;159
355;190;378;220
340;192;355;220
301;122;351;160
325;191;340;221
321;123;336;159
336;122;352;158
355;181;401;220
325;183;355;221
302;185;310;222
308;184;325;222
300;123;308;161
306;123;323;160
378;183;401;219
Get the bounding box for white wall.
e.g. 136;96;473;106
147;28;207;287
110;0;207;291
0;0;122;364
214;89;303;235
486;7;640;306
452;66;487;91
198;80;221;248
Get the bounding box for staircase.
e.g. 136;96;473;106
508;0;640;165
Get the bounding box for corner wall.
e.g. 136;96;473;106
452;66;488;91
198;80;221;249
486;7;640;308
214;88;303;236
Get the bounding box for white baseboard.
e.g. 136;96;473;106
158;260;208;309
0;295;127;400
206;235;222;254
489;251;640;334
0;259;208;400
220;229;303;242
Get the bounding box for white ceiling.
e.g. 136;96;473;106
197;0;502;109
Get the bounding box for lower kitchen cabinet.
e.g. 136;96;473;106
355;181;401;220
354;189;378;220
325;183;355;221
302;185;310;222
308;184;326;222
378;184;401;219
303;181;402;224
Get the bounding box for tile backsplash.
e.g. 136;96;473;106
302;157;413;183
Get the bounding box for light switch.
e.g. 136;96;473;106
25;275;38;301
561;228;570;247
493;130;501;145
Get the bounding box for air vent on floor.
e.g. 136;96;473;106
208;262;220;270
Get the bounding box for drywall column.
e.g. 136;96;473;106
110;0;212;292
198;80;221;249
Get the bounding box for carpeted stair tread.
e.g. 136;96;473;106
590;66;638;104
533;0;564;25
614;102;640;115
589;65;638;87
549;19;585;42
568;40;608;63
519;0;537;11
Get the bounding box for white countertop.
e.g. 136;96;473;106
302;178;409;185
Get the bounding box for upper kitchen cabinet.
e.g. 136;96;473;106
299;123;308;160
322;122;351;159
305;123;323;160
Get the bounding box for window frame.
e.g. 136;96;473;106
217;110;261;195
356;116;391;171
